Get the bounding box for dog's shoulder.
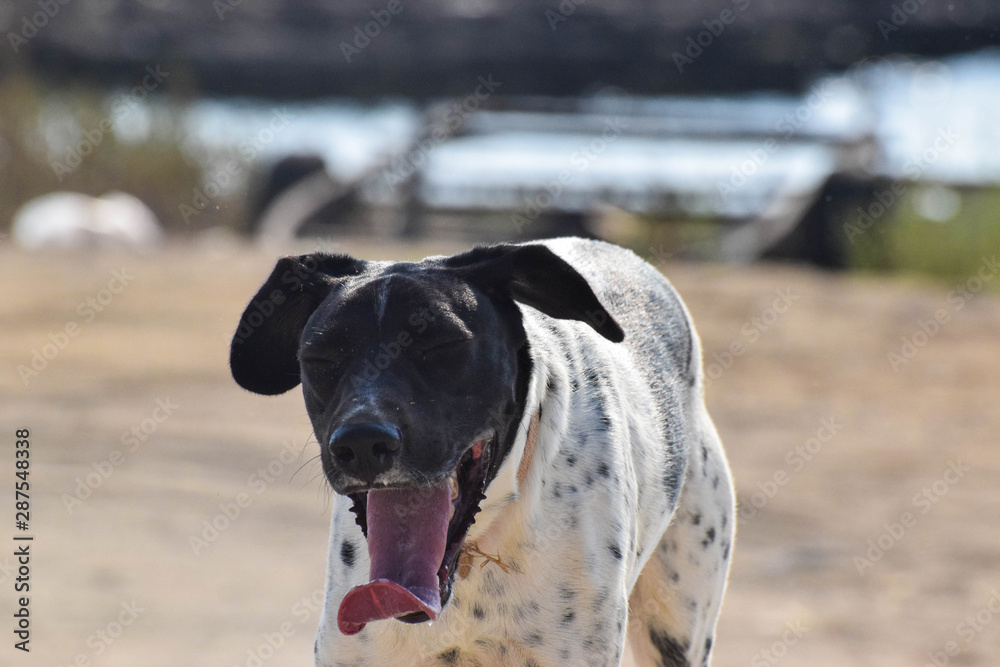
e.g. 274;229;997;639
533;237;696;390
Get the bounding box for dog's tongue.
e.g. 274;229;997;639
337;484;452;635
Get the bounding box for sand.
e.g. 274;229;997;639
1;239;998;666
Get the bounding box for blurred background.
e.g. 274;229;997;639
1;1;999;665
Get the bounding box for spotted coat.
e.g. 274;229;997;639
313;238;735;667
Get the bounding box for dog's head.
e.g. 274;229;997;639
230;243;623;634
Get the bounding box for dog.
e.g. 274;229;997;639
230;238;735;666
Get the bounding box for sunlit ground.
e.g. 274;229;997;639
2;239;998;665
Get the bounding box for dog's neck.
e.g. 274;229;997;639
515;407;542;488
462;319;563;553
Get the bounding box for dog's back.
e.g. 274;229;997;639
541;238;734;667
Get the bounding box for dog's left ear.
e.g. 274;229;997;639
230;254;365;396
445;244;624;342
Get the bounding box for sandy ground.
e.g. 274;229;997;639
1;238;998;667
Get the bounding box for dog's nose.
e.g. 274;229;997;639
328;422;402;484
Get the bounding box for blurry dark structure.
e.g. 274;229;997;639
15;0;1000;98
8;0;998;265
246;155;328;233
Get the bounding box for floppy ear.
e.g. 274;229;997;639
444;244;624;342
230;254;364;395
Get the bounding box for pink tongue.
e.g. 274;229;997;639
337;483;452;635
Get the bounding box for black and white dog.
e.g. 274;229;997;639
230;238;734;666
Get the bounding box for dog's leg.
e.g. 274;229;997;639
625;413;734;667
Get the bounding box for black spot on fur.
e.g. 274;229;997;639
722;541;731;560
662;465;682;498
650;629;690;667
561;609;575;625
712;475;720;489
473;604;486;620
566;454;577;467
438;648;461;664
609;543;623;560
598;414;612;430
340;541;355;568
560;586;576;600
585;367;601;389
690;512;702;525
597;461;610;477
525;632;544;647
702;527;716;549
704;636;713;655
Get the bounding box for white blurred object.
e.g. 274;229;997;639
913;184;962;222
12;191;164;251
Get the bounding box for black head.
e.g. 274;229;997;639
229;243;623;623
231;243;622;492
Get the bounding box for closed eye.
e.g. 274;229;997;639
300;355;345;388
418;338;471;362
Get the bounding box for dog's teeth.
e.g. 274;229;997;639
449;475;460;500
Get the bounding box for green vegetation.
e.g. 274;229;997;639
847;185;1000;285
0;70;240;236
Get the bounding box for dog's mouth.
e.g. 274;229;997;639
336;435;493;635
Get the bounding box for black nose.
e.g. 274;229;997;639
328;422;402;484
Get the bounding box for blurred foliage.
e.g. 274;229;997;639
0;68;240;236
847;185;1000;285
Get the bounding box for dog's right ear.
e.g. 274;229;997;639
230;254;364;396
